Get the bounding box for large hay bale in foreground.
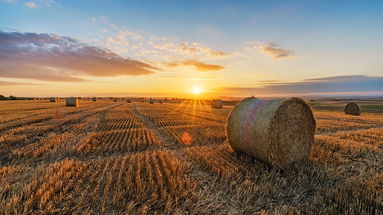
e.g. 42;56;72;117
66;97;79;107
344;102;361;115
211;99;223;109
50;97;59;102
226;97;316;167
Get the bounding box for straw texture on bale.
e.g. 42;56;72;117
66;97;79;107
50;97;59;102
226;97;316;167
211;99;223;109
344;102;361;115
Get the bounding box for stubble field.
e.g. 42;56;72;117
0;99;382;214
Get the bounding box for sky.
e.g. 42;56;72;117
0;0;383;98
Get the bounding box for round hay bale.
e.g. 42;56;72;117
127;99;132;103
149;99;154;104
92;97;97;101
66;97;79;107
226;97;316;167
211;99;223;109
114;98;118;102
344;102;361;115
50;97;59;102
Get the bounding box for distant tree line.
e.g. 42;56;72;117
0;95;30;100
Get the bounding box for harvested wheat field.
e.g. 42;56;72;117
0;99;383;214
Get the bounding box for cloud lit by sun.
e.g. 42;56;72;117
192;86;202;94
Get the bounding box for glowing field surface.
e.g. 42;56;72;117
0;99;383;214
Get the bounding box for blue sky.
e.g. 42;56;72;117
1;0;383;97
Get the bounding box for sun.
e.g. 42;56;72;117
192;86;202;94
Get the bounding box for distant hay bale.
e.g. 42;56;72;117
159;100;163;104
50;97;59;102
114;98;118;102
211;99;223;109
344;102;361;115
226;97;316;167
127;99;132;103
66;97;80;107
92;97;97;101
149;99;154;104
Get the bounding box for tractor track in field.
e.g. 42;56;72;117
130;104;180;150
128;103;237;213
0;104;120;166
0;103;114;133
316;125;383;135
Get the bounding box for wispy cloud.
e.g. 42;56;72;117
166;60;224;72
148;39;230;59
158;74;217;80
39;0;54;7
6;0;55;7
90;18;229;62
259;42;294;59
0;80;40;86
218;75;383;96
0;31;160;82
177;42;229;57
25;1;37;8
209;50;228;57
